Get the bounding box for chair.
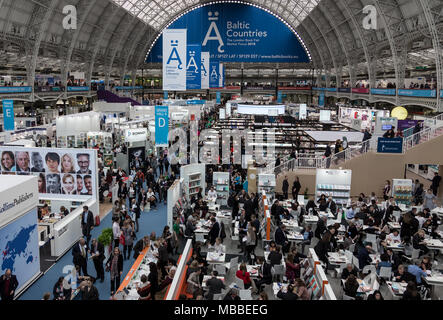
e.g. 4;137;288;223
378;266;392;280
348;244;355;254
214;264;226;276
393;211;401;222
362;264;376;275
335;263;347;278
365;234;376;243
411;248;421;261
342;294;355;300
234;276;245;290
272;264;286;282
297;195;305;205
228;256;239;274
344;250;353;264
352;256;360;270
239;289;253;300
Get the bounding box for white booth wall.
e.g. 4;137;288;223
56;112;101;137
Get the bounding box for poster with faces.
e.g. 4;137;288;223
0;147;96;200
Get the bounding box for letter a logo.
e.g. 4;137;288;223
167;40;183;70
201;59;208;76
202;11;224;53
210;66;218;79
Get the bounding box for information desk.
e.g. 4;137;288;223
115;247;157;299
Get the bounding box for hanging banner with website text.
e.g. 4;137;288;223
186;44;201;90
216;91;221;104
218;62;224;88
209;60;220;88
146;3;311;63
2;100;14;131
277;91;282;103
201;52;210;89
155;106;169;147
162;29;187;91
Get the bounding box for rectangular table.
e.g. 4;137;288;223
281;219;299;230
386;242;405;252
424;239;443;250
206;252;226;264
328;252;350;265
388;222;401;230
386;281;407;300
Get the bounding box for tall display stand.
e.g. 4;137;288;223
213;172;230;207
315;169;352;206
258;174;276;202
392;179;413;207
180;164;206;201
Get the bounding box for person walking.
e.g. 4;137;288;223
106;247;123;296
0;269;18;301
81;206;94;246
89;238;105;283
122;219;134;260
282;176;289;200
324;144;332;168
291;177;301;200
431;172;441;196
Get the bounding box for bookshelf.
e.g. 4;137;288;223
258;174;276;202
213;172;230;206
392;179;413;206
315;169;352;206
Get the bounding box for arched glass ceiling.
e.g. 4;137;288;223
111;0;320;30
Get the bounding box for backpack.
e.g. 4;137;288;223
95;215;100;226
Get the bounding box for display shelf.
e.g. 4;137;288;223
315;169;352;208
258;174;276;202
392;179;413;206
213;172;230;207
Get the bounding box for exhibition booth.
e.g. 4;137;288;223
339;106;390;131
0;146;99;260
0;175;41;296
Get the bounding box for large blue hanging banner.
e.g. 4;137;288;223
2;100;15;131
186;44;202;90
155;106;169;147
216;92;221;104
146;3;310;63
209;60;220;88
319;92;325;107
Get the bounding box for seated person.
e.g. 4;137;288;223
343;274;359;298
236;263;252;289
268;245;283;266
367;290;384;301
281;209;293;220
407;264;427;285
420;256;432;272
208;237;225;254
402;281;421;300
277;283;298;300
341;263;358;280
387;230;401;243
60;206;70;217
376;253;392;275
394;265;417;284
289;246;307;264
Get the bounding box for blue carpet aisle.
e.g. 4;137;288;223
19;202;168;300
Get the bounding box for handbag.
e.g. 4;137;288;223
119;233;125;246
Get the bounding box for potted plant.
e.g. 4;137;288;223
98;228;113;260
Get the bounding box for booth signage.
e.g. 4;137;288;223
162;29;187;91
125;128;148;142
371;88;396;96
155;106;169;146
146;3;310;63
186;44;202;90
67;86;89;92
0;86;32;93
398;89;436;98
2;100;15;131
277;91;282;103
377;137;403;154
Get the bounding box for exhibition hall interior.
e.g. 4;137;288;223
1;0;443;303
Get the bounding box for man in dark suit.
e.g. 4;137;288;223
157;239;169;278
205;270;225;300
89;238;105;282
243;196;254;222
72;238;88;276
274;224;290;254
282;176;289;200
268;245;283;266
326;196;337;215
314;216;327;239
0;269;19;301
254;257;273;293
81;206;94;246
277;284;298;300
431;172;441;196
208;217;220;246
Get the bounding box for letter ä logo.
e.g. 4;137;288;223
167;40;183;69
201;58;208;76
187;50;199;74
202;11;224;53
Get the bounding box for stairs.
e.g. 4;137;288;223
97;89;141;106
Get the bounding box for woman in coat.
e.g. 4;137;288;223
106;247;124;296
122;219;134;260
285;254;299;282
